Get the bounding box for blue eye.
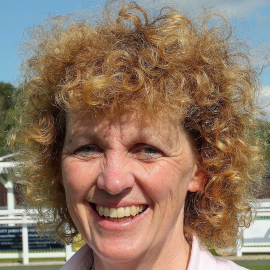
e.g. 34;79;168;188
74;145;102;157
132;144;163;159
144;147;160;155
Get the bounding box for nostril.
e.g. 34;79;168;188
97;173;135;195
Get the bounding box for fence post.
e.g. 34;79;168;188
237;227;243;257
22;214;29;264
65;244;73;261
237;245;243;256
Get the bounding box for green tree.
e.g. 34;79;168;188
256;119;270;174
0;82;16;155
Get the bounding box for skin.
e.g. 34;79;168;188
61;111;204;270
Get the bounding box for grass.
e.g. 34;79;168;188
0;258;65;263
235;261;270;270
0;266;61;270
242;266;270;270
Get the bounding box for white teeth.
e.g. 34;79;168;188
124;207;130;216
95;204;146;218
109;208;117;218
99;206;104;216
104;207;110;217
117;207;125;218
130;205;137;216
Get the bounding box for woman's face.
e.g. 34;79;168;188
61;111;203;264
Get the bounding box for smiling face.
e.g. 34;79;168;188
61;111;203;268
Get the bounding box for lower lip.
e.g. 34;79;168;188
89;204;149;229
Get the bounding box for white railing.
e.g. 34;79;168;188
1;201;269;264
0;161;17;174
0;209;75;264
237;200;270;256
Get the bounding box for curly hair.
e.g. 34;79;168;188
10;1;264;253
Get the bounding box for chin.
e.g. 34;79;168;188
93;239;146;263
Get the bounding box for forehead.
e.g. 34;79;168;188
65;111;186;148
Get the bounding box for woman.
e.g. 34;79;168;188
11;1;264;269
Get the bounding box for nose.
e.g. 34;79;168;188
97;151;135;195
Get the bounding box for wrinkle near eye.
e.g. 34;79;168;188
130;144;164;160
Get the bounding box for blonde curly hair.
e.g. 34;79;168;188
10;1;264;253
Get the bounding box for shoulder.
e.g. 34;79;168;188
59;244;93;270
188;236;247;270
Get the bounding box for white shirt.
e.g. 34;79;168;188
60;237;247;270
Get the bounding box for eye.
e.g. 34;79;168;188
74;144;102;158
132;144;163;159
144;146;161;155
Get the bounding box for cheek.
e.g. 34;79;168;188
61;159;100;198
137;161;192;201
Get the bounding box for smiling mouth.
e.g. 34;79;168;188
94;204;147;221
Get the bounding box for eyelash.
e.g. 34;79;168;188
74;145;102;155
134;145;162;156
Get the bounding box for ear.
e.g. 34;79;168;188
188;164;205;192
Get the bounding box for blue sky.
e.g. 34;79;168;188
1;0;270;116
0;0;105;83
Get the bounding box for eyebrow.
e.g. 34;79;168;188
65;130;104;147
64;116;180;152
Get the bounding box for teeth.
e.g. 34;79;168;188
95;204;146;218
104;207;110;217
124;207;130;216
130;206;137;216
99;206;104;216
110;208;117;218
117;207;125;218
